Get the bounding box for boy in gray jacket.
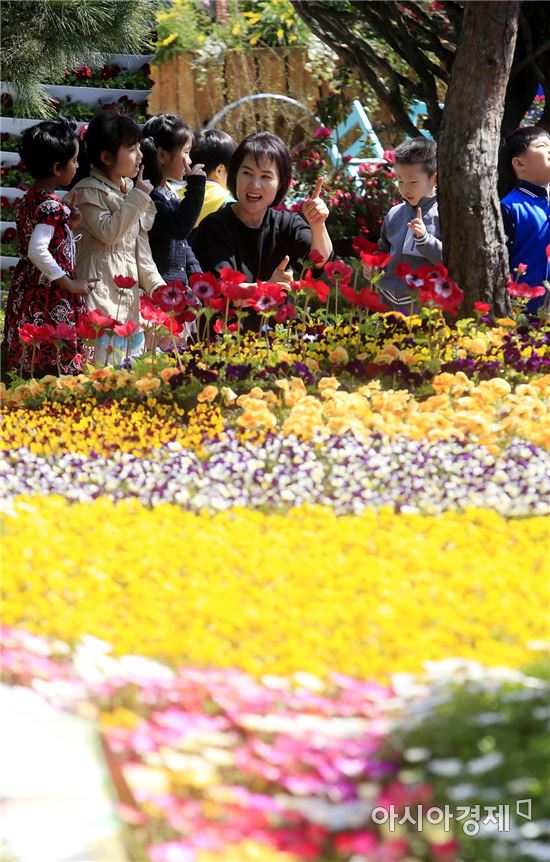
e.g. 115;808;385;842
375;137;441;312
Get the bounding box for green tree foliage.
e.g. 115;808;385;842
1;0;156;117
291;0;549;138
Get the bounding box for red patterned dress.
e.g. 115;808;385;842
3;187;90;375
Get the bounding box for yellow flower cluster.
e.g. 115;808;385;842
0;401;224;457
234;373;550;451
2;498;547;680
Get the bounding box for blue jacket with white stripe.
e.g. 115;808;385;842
501;180;550;311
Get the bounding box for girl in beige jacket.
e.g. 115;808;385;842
73;112;165;363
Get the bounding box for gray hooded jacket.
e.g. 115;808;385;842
377;194;442;311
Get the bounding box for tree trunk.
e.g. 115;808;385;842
438;1;520;317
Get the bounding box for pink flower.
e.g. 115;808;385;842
314;126;333;139
516;262;528;275
507;280;546;299
546;244;550;260
324;260;353;284
113;274;137;289
52;323;77;341
383;149;395;163
334;831;378;855
113;319;140;338
140;295;169;326
189;272;220;300
153;281;188;313
147;842;196;862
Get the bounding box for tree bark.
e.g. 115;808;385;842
438;1;520;316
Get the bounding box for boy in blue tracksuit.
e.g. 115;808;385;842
500;126;550;313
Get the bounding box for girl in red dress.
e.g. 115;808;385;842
3;120;96;376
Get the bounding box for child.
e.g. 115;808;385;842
182;129;237;228
73;111;165;363
140;113;205;284
3;119;96;377
374;137;441;313
500;126;550;313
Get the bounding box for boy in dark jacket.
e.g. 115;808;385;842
374;137;441;313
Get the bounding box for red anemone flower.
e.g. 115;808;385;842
219;267;246;285
507;280;546;299
253;281;287;312
190;271;220;300
18;323;55;345
360;249;392;269
324;260;353;284
152;281;189;313
308;248;325;265
113;274;137;289
113;320;141;338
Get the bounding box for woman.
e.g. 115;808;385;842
192;131;332;285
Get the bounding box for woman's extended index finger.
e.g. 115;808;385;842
312;177;323;199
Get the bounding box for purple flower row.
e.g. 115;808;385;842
2;433;548;515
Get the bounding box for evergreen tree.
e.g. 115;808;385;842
1;0;157;117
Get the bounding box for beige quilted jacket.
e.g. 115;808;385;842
74;168;165;322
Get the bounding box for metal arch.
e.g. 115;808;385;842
205;93;318;129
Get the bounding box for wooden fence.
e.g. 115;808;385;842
148;48;328;141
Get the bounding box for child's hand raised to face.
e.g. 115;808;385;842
65;191;82;230
186;162;206;178
407;207;427;239
135;165;154;195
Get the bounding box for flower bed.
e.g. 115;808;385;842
2;259;549;861
2;624;548;862
2;498;548;680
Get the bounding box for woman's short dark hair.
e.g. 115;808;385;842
82;110;141;170
18;119;78;178
227;132;292;206
141;113;193;187
393;137;437;176
498;125;550;196
191;129;237;175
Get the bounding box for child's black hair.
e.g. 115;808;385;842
190;129;237;176
141;113;193;187
73;110;141;183
393;136;437;176
227;132;292;206
498;125;550;197
18;119;78;179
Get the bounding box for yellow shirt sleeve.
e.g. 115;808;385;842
177;181;232;226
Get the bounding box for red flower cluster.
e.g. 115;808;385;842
507;279;546;300
75;65;93;80
19;322;76;345
396;263;464;315
341;284;390;312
